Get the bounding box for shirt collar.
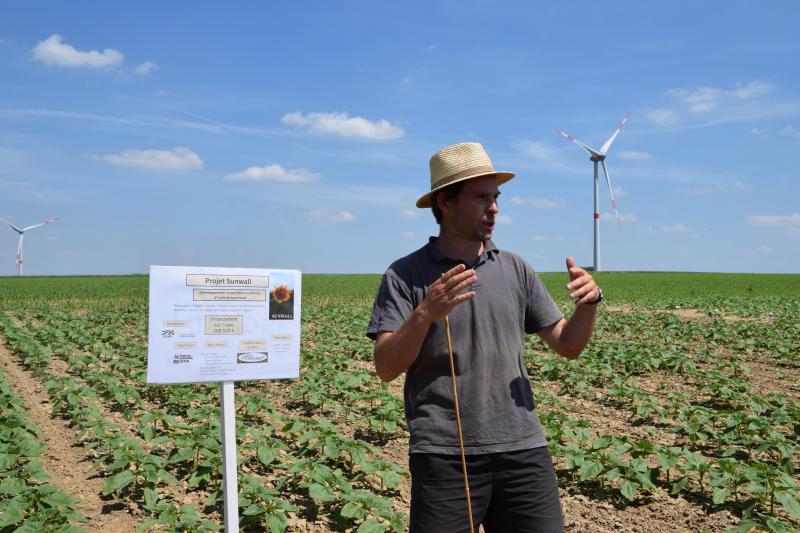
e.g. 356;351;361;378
427;236;499;264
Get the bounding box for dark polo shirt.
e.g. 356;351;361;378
367;237;563;454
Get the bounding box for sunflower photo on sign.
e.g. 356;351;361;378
269;274;295;320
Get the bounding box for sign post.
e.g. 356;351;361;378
220;381;238;531
147;266;301;532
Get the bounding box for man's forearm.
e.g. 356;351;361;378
558;303;598;359
373;306;433;382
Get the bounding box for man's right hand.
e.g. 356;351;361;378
418;264;476;323
373;264;476;382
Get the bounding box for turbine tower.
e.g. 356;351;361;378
0;217;57;276
556;113;629;272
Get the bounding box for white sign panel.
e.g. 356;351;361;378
147;265;301;384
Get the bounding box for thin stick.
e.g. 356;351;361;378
445;315;475;533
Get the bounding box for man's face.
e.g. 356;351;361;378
441;175;501;242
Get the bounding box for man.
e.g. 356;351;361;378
366;142;601;532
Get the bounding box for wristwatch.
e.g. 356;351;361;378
586;287;603;305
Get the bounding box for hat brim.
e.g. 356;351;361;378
416;171;515;208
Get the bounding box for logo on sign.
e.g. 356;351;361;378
173;353;193;364
162;329;175;338
237;351;268;364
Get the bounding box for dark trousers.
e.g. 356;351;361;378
409;447;564;533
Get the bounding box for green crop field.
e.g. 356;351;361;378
0;273;798;532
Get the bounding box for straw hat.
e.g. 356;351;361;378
416;142;515;208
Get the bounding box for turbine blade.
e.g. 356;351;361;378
600;112;631;155
21;218;57;232
555;128;602;158
600;160;621;225
0;216;23;234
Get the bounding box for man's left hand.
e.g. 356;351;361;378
565;256;600;305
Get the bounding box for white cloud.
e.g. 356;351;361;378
1;107;293;138
308;209;355;224
751;125;800;142
669;81;773;113
32;35;124;68
100;146;203;170
746;213;800;226
510;195;565;208
401;231;415;239
134;61;157;75
224;164;321;182
601;212;637;223
756;245;773;254
513;140;558;162
733;181;745;189
401;76;412;85
281;111;404;140
746;212;800;237
669;86;724;113
531;234;563;243
777;125;800;142
612;185;628;198
496;214;512;224
401;210;420;220
647;108;680;127
155;89;170;97
662;224;690;234
734;81;773;99
618;150;651;160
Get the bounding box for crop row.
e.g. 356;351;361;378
3;310;407;532
0;313;223;532
524;308;799;532
0;363;87;532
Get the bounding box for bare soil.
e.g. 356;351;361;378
0;339;141;532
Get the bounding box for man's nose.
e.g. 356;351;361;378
488;200;499;214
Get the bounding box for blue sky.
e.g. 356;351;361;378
1;1;799;275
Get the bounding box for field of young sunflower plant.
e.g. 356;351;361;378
0;272;798;532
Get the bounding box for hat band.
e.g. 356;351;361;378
432;164;495;190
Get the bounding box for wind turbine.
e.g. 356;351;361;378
0;217;57;276
556;113;629;272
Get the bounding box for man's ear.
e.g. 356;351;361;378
435;191;451;214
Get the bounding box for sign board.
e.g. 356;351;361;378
147;265;301;384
